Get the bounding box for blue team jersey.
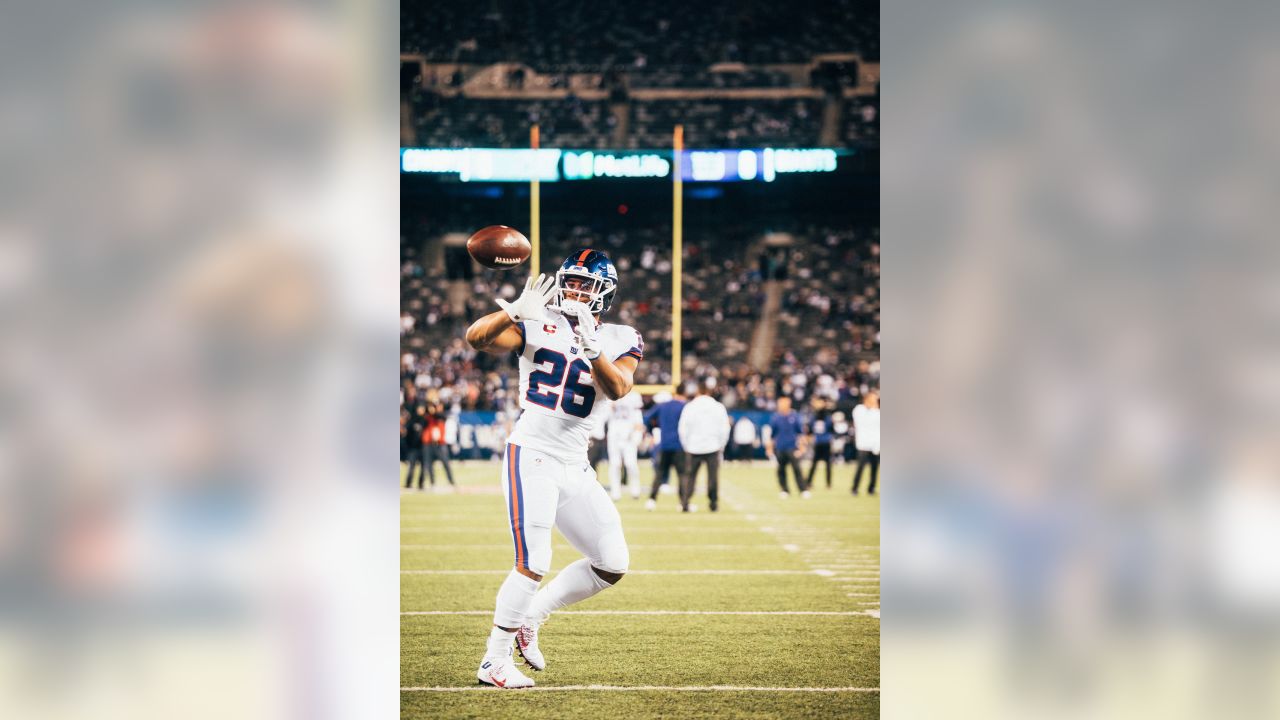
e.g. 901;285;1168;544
809;415;833;444
768;411;803;452
645;399;687;451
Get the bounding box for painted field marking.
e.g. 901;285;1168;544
402;685;880;693
401;610;873;616
402;569;828;576
401;543;785;550
717;485;880;624
402;527;772;534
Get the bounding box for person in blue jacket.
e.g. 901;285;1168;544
644;389;688;510
766;396;809;498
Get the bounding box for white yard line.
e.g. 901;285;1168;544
402;527;771;533
402;684;880;693
402;569;826;576
719;482;880;618
401;543;784;550
402;610;873;616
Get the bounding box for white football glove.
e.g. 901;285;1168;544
563;300;602;360
496;274;556;323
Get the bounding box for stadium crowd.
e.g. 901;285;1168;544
407;95;614;150
401;0;878;68
400;0;878;150
629;99;824;150
405;92;847;149
399;217;879;417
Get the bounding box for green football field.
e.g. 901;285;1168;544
401;459;880;719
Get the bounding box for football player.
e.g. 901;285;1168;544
605;390;645;500
464;248;643;688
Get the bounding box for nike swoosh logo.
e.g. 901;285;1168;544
491;675;506;687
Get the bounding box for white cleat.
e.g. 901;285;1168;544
611;492;622;502
645;498;656;511
515;623;545;671
684;503;699;513
801;490;812;500
779;491;790;499
476;656;535;689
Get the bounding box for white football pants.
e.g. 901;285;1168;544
606;434;641;498
500;443;630;577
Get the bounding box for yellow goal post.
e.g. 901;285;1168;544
530;124;683;397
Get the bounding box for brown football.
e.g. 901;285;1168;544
466;225;532;270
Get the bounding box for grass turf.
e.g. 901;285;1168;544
401;460;879;719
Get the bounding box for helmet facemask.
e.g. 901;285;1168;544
553;266;616;315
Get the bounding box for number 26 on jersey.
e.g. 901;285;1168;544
525;348;596;418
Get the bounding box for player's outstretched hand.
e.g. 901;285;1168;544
564;301;602;359
496;273;556;323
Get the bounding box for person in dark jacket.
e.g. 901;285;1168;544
805;399;835;489
644;390;688;510
404;404;428;490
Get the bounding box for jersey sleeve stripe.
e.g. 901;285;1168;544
614;346;643;361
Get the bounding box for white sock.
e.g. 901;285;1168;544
526;559;614;625
487;569;540;659
485;626;516;660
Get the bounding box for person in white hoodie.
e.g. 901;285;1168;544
677;380;732;512
851;391;880;495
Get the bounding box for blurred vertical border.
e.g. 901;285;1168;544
885;1;1280;718
0;1;399;718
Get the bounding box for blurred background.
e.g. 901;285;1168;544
885;2;1280;719
0;2;398;719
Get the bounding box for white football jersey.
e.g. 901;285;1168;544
606;391;644;440
505;310;644;462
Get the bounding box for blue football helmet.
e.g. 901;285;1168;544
553;248;618;315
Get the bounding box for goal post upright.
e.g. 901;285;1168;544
631;124;683;397
530;124;540;277
671;124;683;391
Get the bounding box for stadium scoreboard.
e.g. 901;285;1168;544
400;147;842;182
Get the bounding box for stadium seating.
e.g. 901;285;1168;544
629;98;824;149
401;215;878;412
406;93;829;149
400;0;878;151
401;0;879;68
407;94;614;149
843;94;879;146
